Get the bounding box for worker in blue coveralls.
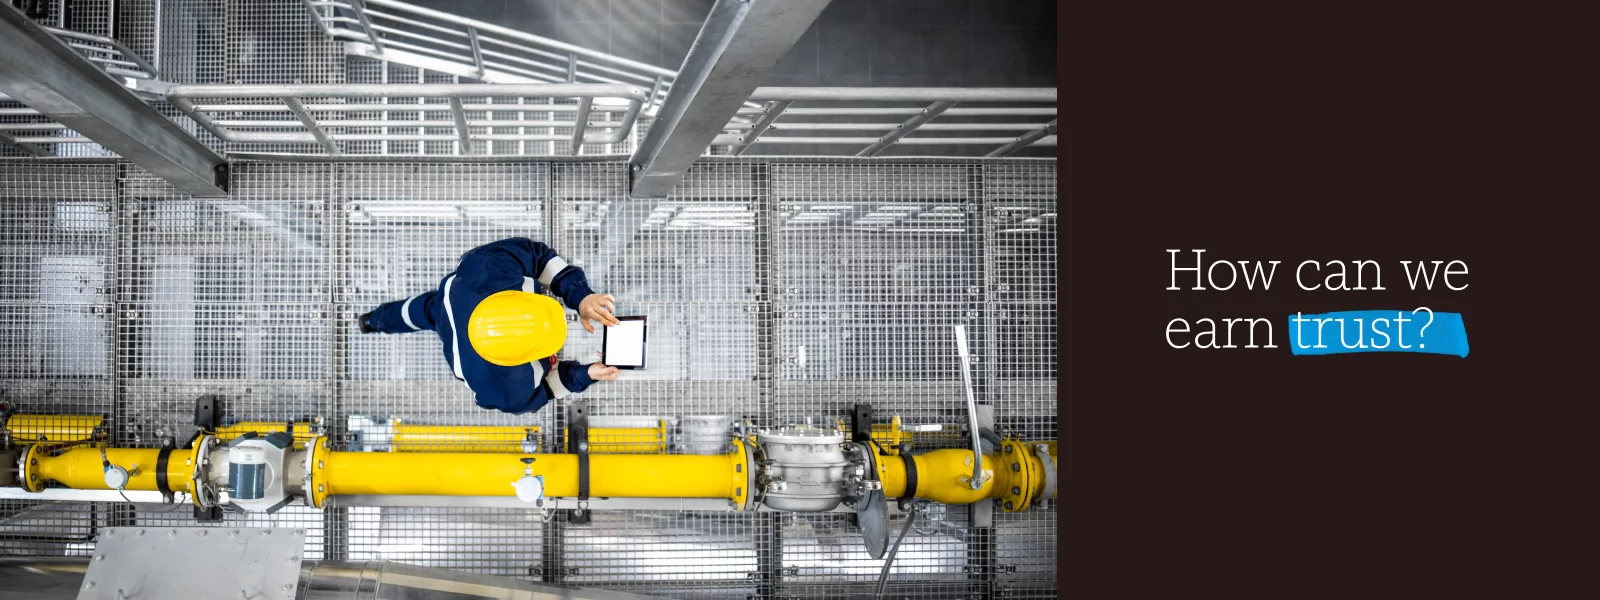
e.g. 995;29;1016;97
355;238;623;415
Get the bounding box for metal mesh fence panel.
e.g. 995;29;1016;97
0;157;1057;598
983;162;1057;594
0;500;110;557
0;163;118;424
224;0;344;86
984;162;1057;444
338;162;557;444
159;0;227;85
0;163;120;559
551;162;761;422
345;506;543;577
771;163;984;446
555;510;759;595
116;163;331;446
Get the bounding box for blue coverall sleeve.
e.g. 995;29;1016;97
458;237;596;310
555;360;597;394
489;359;598;415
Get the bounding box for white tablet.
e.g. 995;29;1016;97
602;316;647;369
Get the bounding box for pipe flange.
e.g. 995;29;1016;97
747;436;770;508
1033;443;1057;507
997;439;1033;513
189;434;218;508
306;435;331;509
730;437;753;511
18;443;43;493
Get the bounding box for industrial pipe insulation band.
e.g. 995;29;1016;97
17;434;1057;512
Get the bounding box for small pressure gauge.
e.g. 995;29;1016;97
103;465;130;490
512;474;545;504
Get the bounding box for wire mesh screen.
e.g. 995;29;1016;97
551;162;761;423
0;157;1056;598
0;163;117;437
0;500;111;557
225;0;345;86
772;164;983;446
158;0;227;85
345;506;542;576
339;162;557;441
555;510;759;596
116;163;331;446
984;163;1057;445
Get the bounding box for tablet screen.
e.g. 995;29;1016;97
603;316;647;369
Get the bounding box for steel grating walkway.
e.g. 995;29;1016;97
0;158;1056;599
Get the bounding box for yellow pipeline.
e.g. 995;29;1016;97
318;449;736;499
563;423;668;454
5;414;103;442
23;437;1054;511
215;422;318;449
391;423;542;453
878;441;1057;508
25;447;189;493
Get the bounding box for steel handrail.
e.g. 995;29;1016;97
167;83;648;155
303;0;678;112
43;26;160;80
716;87;1059;157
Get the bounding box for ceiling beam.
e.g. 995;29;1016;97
0;2;227;196
628;0;832;198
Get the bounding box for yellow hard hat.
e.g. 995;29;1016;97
467;291;568;366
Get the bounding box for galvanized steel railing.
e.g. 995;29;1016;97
166;83;651;156
713;88;1058;157
300;0;676;115
42;25;161;81
0;27;161;155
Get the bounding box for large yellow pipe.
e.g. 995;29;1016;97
878;442;1057;506
320;450;736;498
28;447;189;493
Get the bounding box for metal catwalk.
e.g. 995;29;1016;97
0;158;1055;599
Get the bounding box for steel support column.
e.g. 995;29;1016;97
326;164;350;562
966;166;997;598
543;167;568;583
753;162;783;598
628;0;831;198
0;3;227;196
108;163;137;531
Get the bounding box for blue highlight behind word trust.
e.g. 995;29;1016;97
1286;310;1469;357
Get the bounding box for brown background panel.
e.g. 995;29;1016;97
1062;1;1589;597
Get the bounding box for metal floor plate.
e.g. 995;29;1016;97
78;527;306;600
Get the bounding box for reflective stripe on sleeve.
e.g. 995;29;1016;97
442;275;466;382
538;257;569;287
400;295;421;331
